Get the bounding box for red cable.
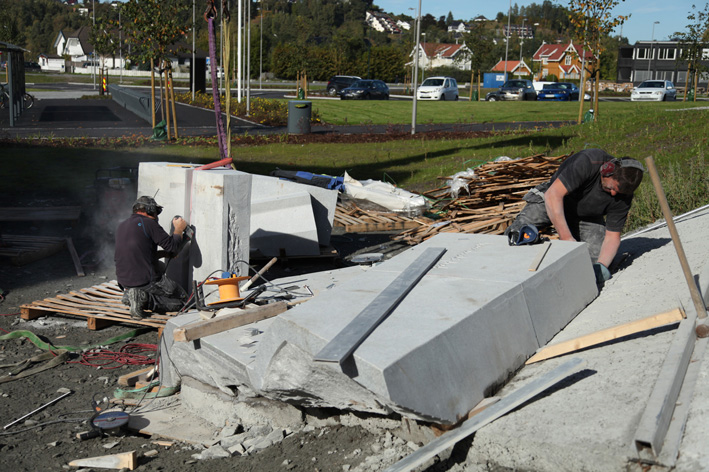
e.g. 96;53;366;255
70;343;157;369
0;327;9;334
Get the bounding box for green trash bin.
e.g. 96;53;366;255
288;101;311;134
687;88;695;101
471;90;479;101
582;109;595;124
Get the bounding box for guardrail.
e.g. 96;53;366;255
107;84;161;124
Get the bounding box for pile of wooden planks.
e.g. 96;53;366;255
21;281;175;332
334;201;431;233
0;234;67;266
393;153;569;245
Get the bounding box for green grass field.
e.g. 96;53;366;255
1;99;707;232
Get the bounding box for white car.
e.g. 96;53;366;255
416;77;458;101
630;80;677;101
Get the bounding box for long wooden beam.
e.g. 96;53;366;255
526;308;686;364
173;301;288;343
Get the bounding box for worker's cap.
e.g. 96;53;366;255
132;196;163;216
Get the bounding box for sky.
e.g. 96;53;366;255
372;0;699;44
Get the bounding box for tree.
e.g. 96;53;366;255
673;3;709;101
567;0;628;123
446;12;454;26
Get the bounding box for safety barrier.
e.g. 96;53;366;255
107;84;161;124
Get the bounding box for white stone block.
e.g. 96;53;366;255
250;192;320;257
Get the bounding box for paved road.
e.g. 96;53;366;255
0;89;575;139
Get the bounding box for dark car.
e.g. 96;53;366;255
537;82;581;101
487;79;537;101
326;75;361;96
340;79;389;100
24;61;41;72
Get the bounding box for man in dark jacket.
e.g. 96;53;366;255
506;149;644;283
115;196;188;319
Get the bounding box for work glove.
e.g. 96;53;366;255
593;262;611;284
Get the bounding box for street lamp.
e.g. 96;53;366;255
519;18;527;75
260;3;263;90
648;21;659;78
503;0;511;82
421;32;426;81
411;0;421;135
92;0;96;90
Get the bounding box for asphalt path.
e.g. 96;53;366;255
0;86;576;139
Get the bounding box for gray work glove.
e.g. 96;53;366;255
593;262;611;284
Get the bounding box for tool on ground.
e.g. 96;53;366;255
240;257;278;292
193;276;266;311
508;224;547;246
77;394;131;440
3;387;72;430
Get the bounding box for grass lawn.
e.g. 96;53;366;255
1;100;707;232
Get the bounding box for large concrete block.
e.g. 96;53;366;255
190;170;252;292
251;174;337;246
253;233;597;424
250;192;320;257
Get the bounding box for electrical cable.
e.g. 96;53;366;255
69;343;157;369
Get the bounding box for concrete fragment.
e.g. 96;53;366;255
192;445;231;460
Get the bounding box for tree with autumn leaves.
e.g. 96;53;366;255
567;0;628;123
674;4;709;102
120;0;189;131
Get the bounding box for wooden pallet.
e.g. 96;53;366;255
20;281;175;332
334;202;429;233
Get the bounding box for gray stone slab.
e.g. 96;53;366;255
190;169;252;295
251;174;337;246
250;191;320;257
252;233;597;423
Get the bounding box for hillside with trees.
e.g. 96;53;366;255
0;0;627;81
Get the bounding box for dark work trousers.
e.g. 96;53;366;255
506;183;606;262
121;273;187;313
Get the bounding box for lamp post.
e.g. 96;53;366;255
92;0;96;90
519;18;526;75
502;0;512;83
259;3;263;90
421;32;426;81
119;6;122;84
191;0;195;100
648;21;659;79
411;0;421;135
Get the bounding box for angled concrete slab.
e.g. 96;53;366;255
250;191;320;257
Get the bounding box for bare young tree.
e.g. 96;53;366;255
673;4;709;102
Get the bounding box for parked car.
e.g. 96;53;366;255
630;80;677;101
326;75;361;96
24;61;41;72
537;82;582;101
487;79;537;101
339;79;389;100
416;76;458;100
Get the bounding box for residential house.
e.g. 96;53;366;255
491;59;532;78
365;11;402;34
448;21;470;34
532;41;593;81
503;24;534;40
408;42;472;71
397;20;411;31
472;15;489;22
54;25;129;70
617;40;709;87
37;54;66;72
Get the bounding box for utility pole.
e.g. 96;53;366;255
411;0;421;135
648;21;659;79
503;0;511;82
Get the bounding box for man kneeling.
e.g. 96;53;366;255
114;196;188;320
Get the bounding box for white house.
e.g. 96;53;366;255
365;11;402;34
408;42;472;71
447;21;470;34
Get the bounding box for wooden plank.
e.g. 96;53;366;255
526;308;686;364
173;301;289;342
65;237;85;277
88;317;115;330
345;220;422;233
383;358;586;472
118;366;156;387
314;247;446;365
528;243;551;272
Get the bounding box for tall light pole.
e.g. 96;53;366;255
411;0;421;135
259;3;263;90
519;18;527;76
421;32;426;82
648;21;659;78
92;0;96;90
192;0;195;101
503;0;511;82
119;5;122;84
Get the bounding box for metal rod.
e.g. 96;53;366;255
4;390;72;430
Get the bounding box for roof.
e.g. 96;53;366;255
491;59;531;73
532;42;593;62
421;42;470;59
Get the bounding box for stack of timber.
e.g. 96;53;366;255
0;234;67;266
20;281;175;331
393;153;569;245
334;201;431;233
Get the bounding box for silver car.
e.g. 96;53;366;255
416;77;459;101
630;80;677;101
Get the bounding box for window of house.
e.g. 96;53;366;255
636;48;649;60
658;49;676;60
703;49;709;60
542;58;548;65
565;55;572;65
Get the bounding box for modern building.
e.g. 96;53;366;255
617;40;709;88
